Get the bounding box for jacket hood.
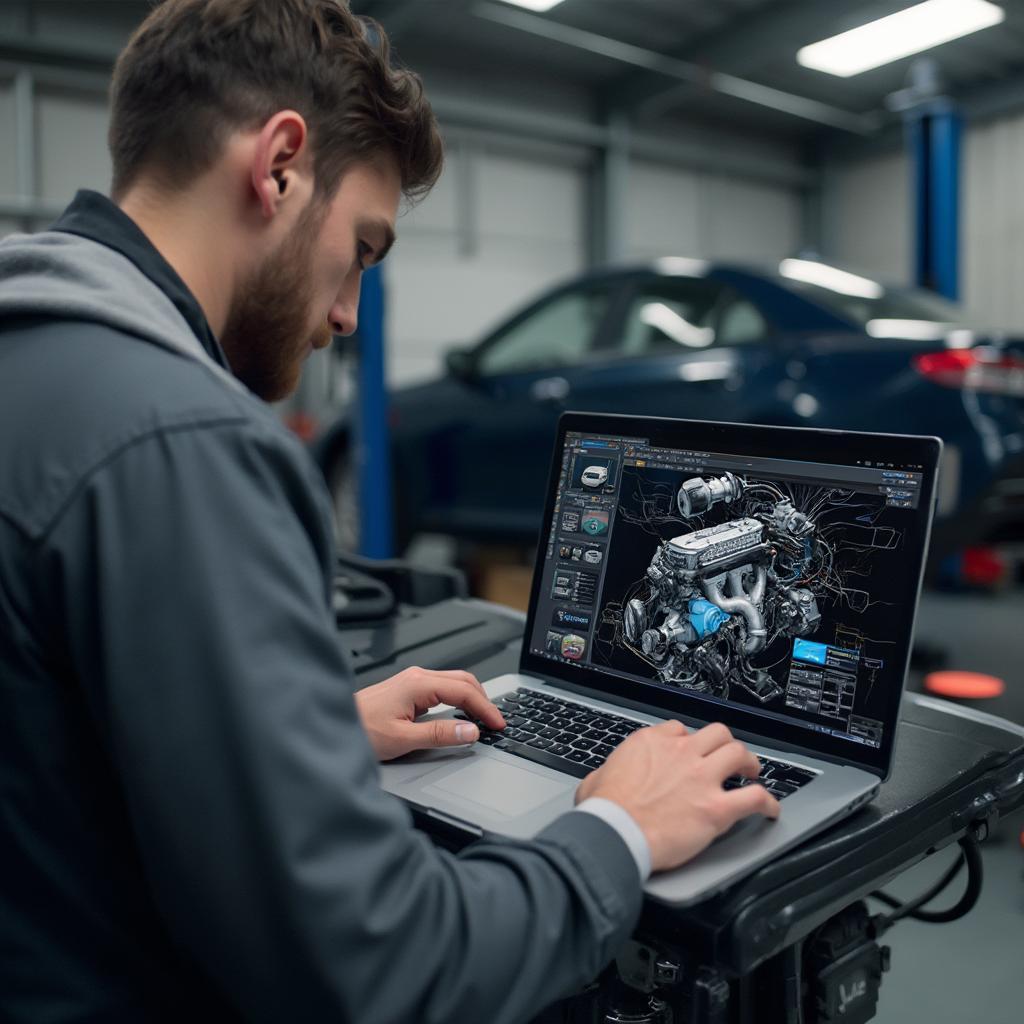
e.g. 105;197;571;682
0;230;243;394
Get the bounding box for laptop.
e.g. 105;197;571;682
380;413;942;906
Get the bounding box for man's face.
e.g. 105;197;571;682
220;158;401;402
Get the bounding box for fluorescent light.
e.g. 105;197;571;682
779;259;884;299
867;319;951;340
798;0;1005;78
498;0;566;11
641;303;715;348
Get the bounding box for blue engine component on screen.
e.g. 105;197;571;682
688;599;730;639
620;474;826;705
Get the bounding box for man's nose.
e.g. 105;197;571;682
329;300;357;337
329;277;362;337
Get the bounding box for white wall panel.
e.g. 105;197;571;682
703;177;801;264
37;90;111;204
963;113;1024;330
825;151;910;285
387;150;585;384
624;162;702;260
624;161;801;269
475;152;581;243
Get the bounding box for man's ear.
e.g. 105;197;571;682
251;110;309;219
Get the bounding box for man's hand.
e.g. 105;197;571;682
576;720;780;873
354;667;506;762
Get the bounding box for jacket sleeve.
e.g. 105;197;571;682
42;417;642;1024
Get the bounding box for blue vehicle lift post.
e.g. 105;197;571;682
354;263;393;558
908;99;961;301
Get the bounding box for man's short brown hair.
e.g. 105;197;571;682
108;0;443;201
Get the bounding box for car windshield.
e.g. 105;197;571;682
775;271;993;336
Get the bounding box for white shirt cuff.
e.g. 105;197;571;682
573;797;652;882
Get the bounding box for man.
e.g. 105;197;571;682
0;2;779;1021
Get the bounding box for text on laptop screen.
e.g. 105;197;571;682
528;431;930;753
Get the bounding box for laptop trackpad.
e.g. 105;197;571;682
425;760;571;818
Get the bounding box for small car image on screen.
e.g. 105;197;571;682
581;465;609;488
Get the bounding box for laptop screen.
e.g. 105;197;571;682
521;414;940;777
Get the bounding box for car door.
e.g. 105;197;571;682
441;277;627;538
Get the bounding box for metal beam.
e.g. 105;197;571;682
960;73;1024;125
14;69;34;202
817;63;1024;167
910;102;961;301
0;195;64;222
430;92;814;188
360;0;430;42
596;109;629;264
610;0;897;119
355;265;393;558
0;27;124;69
0;57;111;93
473;1;878;135
452;139;478;259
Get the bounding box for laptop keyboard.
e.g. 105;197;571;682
457;687;818;799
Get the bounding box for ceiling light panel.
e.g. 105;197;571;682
797;0;1006;78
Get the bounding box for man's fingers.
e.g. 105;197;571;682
722;782;781;821
687;722;736;756
402;717;480;750
704;740;760;781
429;678;506;731
426;668;487;695
652;718;687;737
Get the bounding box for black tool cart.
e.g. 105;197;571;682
333;556;1024;1024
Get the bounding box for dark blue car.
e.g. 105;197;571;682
314;258;1024;559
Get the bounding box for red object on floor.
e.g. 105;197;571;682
960;546;1009;588
924;671;1006;700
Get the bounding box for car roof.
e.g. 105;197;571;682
574;259;859;333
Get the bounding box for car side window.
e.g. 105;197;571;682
715;293;768;346
475;287;610;376
616;278;767;355
617;277;725;356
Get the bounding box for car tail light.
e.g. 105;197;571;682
912;349;1024;395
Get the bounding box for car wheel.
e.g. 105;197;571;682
327;444;361;553
326;444;412;556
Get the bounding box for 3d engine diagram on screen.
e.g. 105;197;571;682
611;472;832;703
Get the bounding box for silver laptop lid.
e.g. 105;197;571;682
519;414;942;780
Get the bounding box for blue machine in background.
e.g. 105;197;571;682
354;264;393;558
902;59;961;303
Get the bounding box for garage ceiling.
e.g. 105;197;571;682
4;1;1024;147
356;0;1024;141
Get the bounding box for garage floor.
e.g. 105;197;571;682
877;589;1024;1023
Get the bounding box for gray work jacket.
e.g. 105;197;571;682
0;194;641;1023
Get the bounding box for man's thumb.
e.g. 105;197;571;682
419;718;480;748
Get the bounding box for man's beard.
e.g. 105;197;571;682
219;207;332;402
